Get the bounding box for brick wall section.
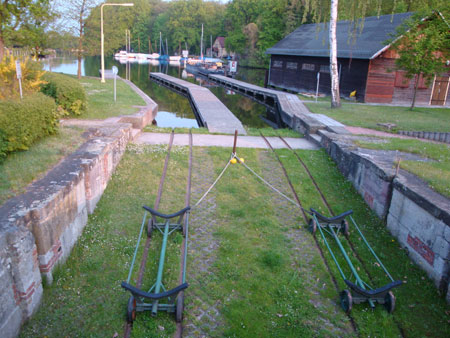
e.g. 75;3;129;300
319;130;450;301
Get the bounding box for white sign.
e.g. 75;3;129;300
112;66;118;75
15;61;22;79
229;61;237;73
182;50;189;58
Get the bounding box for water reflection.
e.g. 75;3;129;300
41;55;269;129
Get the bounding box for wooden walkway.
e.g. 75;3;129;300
208;75;325;132
149;73;246;135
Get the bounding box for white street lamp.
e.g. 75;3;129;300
101;2;134;83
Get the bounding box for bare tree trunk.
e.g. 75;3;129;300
329;0;341;108
0;36;5;61
77;38;82;79
410;74;419;110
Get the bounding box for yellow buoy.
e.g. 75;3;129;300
230;158;237;164
240;158;245;163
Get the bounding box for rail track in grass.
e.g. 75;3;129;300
260;132;407;337
123;130;193;338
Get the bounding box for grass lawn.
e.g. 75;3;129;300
20;141;449;337
0;126;85;206
142;125;302;138
304;101;450;133
354;138;450;198
79;76;146;119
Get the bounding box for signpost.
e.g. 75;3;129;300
112;66;118;102
315;72;320;103
229;61;238;73
16;61;23;99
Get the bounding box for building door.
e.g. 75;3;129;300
430;76;449;105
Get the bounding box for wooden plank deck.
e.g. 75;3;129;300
150;73;246;135
208;75;324;131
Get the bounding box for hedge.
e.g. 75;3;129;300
0;93;59;162
41;72;87;116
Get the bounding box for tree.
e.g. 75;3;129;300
329;0;340;108
391;9;450;109
61;0;99;79
0;0;53;60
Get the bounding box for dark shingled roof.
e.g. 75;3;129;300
266;12;414;59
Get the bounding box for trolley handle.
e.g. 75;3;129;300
121;281;189;300
344;279;403;297
143;206;191;219
310;208;353;223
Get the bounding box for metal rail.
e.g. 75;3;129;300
124;130;193;338
275;135;405;335
259;133;359;333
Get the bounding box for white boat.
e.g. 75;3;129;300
115;50;128;58
169;55;181;62
147;53;160;59
136;53;149;60
127;53;137;59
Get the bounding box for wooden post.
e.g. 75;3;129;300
232;130;238;154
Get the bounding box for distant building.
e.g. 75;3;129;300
266;12;450;106
212;37;233;58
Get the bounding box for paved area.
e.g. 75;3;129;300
345;126;412;138
259;150;353;335
184;148;223;337
135;133;319;149
150;73;246;135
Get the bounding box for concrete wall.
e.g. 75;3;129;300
320;131;450;299
0;79;157;337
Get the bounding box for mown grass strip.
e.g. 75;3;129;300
78;76;146;119
0;126;85;206
304;101;450;133
277;148;449;337
354;138;450;198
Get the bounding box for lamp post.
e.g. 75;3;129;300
101;2;134;83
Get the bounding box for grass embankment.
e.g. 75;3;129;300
78;76;146;119
20;142;449;337
0;127;85;205
304;101;450;133
143;125;302;137
277;148;449;337
354;138;450;198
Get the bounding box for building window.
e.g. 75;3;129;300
286;62;298;70
273;60;283;68
302;63;315;71
320;65;330;73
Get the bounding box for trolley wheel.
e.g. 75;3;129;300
127;296;137;323
147;219;153;238
175;293;184;323
340;290;353;314
308;218;317;235
384;291;396;314
341;220;350;237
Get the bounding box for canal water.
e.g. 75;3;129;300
42;55;269;129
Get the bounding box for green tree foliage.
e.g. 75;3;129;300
0;0;54;59
78;0;448;68
391;7;450;109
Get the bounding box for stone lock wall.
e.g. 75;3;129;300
0;123;136;337
320;131;450;300
0;83;157;337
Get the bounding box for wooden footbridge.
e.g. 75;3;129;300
149;73;246;135
208;75;327;133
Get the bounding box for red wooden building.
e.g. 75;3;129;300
266;12;450;106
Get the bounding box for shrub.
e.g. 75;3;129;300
41;72;87;116
0;93;59;159
0;53;46;100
